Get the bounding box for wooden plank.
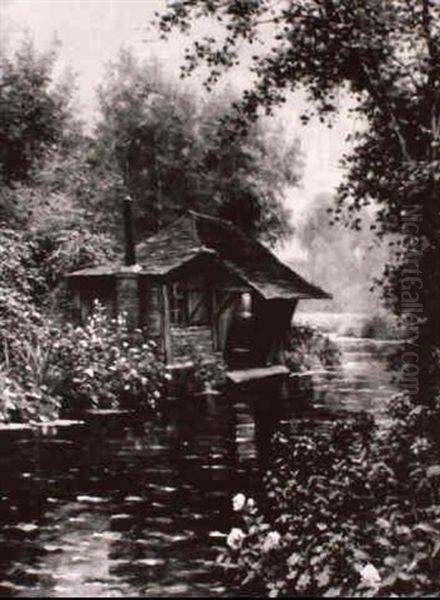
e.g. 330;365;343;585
161;284;172;364
226;365;289;384
215;291;236;319
211;286;219;350
187;291;206;324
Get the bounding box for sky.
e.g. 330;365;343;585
0;0;369;290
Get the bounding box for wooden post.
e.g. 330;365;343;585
211;287;218;351
161;284;172;364
122;197;136;266
116;272;139;330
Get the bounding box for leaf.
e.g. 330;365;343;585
376;517;390;529
384;556;397;567
426;465;440;478
316;567;332;588
414;523;438;535
376;536;392;548
323;586;343;597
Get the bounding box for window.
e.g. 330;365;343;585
187;287;211;325
169;282;187;325
169;283;211;326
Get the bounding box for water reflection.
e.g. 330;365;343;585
0;396;257;597
0;334;397;597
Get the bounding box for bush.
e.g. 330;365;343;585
0;300;167;422
50;302;168;413
220;395;440;597
285;325;341;374
360;314;398;340
0;232;60;422
0;227;161;422
0;364;59;423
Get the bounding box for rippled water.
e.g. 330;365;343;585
0;332;399;597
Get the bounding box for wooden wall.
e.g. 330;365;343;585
139;279;162;335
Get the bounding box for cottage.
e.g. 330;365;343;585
67;205;330;378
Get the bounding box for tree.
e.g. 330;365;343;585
0;39;117;309
157;0;440;402
0;38;78;185
95;49;300;244
197;92;301;245
289;192;389;315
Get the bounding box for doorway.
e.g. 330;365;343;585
224;292;257;369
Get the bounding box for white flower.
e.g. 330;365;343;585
360;563;381;587
262;530;281;553
247;498;256;510
226;527;245;551
232;493;246;512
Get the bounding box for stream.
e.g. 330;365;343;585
0;320;399;597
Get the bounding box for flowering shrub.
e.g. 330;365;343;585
0;299;167;421
51;302;167;413
0;366;60;423
220;396;440;597
0;231;58;422
286;324;341;375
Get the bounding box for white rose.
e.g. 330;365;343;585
262;530;281;553
360;563;381;587
226;527;245;551
232;493;246;512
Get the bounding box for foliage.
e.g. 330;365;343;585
157;0;440;400
0;38;77;185
0;333;61;424
0;229;46;360
96;49;299;244
0;38;118;312
220;396;440;597
23;198;117;309
50;302;168;413
285;324;341;374
182;343;227;392
0;291;167;421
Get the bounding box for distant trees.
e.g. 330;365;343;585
0;40;116;310
0;39;77;185
291;193;388;314
95;50;301;245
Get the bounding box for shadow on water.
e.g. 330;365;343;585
0;395;259;598
0;332;398;597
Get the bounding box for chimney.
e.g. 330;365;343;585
122;196;136;266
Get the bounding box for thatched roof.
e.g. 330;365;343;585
68;211;330;301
